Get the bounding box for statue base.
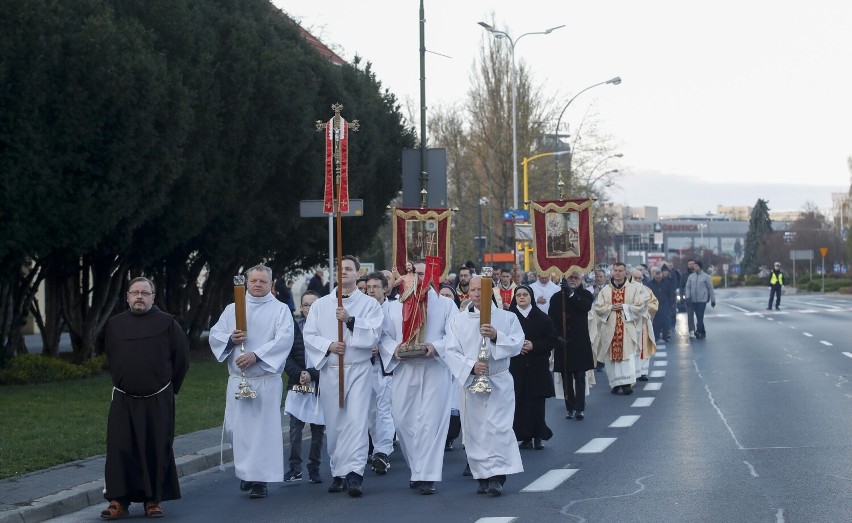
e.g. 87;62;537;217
397;342;428;359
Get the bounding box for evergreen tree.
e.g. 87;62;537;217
741;199;773;275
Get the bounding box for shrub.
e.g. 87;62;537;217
0;354;99;385
743;275;765;286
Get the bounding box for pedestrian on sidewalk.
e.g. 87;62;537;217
101;277;190;520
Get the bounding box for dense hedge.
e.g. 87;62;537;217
0;354;106;385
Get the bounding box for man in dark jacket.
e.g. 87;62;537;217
547;269;595;421
648;267;676;341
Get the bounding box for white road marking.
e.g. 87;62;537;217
649;370;666;378
820;340;833;346
476;518;517;523
803;332;813;337
766;317;774;321
609;415;641;428
521;469;579;492
655;351;667;357
727;304;749;313
632;397;655;407
799;301;841;310
800;310;818;314
576;438;617;453
746;312;763;316
789;325;797;329
653;360;667;366
644;382;662;391
843;352;852;359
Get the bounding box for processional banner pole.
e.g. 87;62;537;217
316;103;359;408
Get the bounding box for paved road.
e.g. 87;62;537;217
40;289;852;522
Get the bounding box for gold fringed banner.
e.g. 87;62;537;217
529;198;595;276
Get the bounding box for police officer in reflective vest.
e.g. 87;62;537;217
768;262;784;310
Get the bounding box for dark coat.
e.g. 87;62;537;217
648;277;675;315
548;286;595;373
284;321;318;386
508;303;559;399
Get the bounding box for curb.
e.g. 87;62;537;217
0;445;233;523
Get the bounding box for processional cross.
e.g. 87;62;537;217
315;103;359;409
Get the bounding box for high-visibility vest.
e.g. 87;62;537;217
770;271;783;285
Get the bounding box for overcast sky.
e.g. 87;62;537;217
275;0;851;216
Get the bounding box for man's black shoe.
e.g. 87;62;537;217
622;384;634;395
328;476;345;493
463;463;472;477
487;479;503;496
239;480;253;492
533;438;544;450
308;469;323;484
611;387;620;394
346;472;363;498
566;410;575;419
476;480;488;494
409;480;421;489
575;411;585;420
637;375;649;381
371;452;390;475
518;440;532;449
419;481;436;495
249;482;268;499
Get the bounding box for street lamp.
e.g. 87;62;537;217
478;21;565;213
522;151;570;207
553;76;622;182
587;153;623;179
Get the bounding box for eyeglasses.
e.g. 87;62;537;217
127;290;153;297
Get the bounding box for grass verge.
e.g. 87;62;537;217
0;351;238;479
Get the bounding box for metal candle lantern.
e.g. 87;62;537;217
233;275;256;400
468;267;493;395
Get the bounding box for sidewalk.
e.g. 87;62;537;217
0;412;294;523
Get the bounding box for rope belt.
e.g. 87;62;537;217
112;382;171;400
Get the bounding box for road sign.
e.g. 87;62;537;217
819;247;828;257
299;199;364;218
789;250;813;261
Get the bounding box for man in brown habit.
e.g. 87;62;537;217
100;277;190;520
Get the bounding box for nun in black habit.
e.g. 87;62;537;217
508;284;561;450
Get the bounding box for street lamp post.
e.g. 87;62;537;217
478;21;565;213
519;151;570;271
553;76;622;183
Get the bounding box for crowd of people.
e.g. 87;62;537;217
98;256;717;518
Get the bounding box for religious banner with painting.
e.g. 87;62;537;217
529;198;595;275
391;207;452;285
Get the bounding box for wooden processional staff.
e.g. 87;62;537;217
316;103;359;408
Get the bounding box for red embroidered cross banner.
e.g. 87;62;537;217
529;198;595;276
392;208;452;284
338;118;349;213
322;118;334;214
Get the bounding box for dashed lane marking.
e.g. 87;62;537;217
727;304;749;313
521;469;579;492
576;438;617;453
631;397;655;407
649;370;666;378
803;332;813;337
610;415;641;428
644;382;662;391
653;360;667;367
656;351;667;357
820;340;833;346
843;352;852;359
475;518;517;523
